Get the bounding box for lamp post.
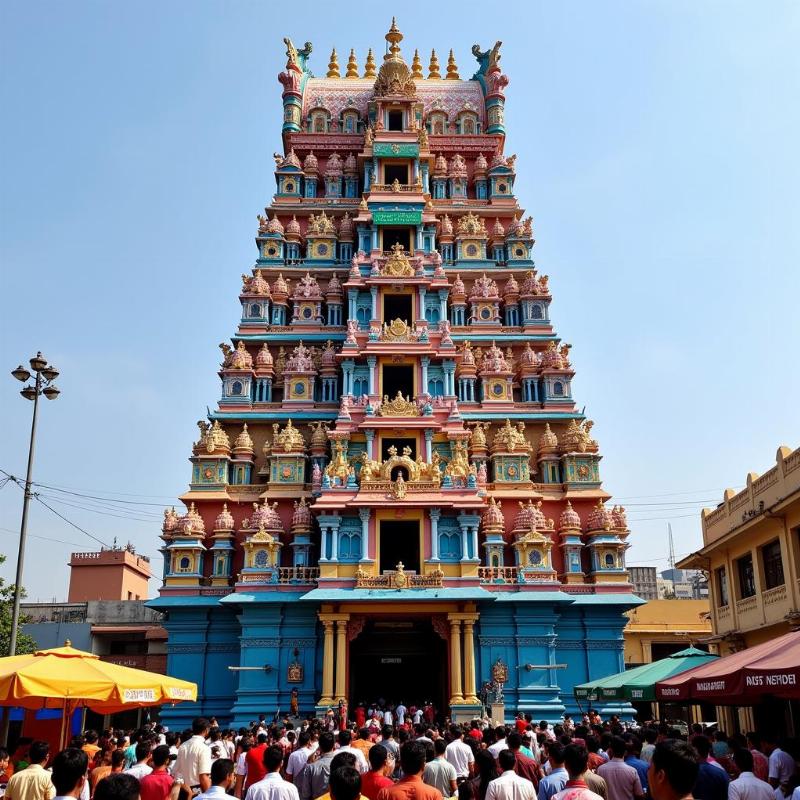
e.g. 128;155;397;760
8;352;60;656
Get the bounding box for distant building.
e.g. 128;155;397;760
68;546;152;602
680;445;800;655
658;569;708;599
629;566;659;600
623;599;712;667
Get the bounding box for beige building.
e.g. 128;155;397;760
680;445;800;655
624;599;712;666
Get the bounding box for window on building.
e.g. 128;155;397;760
736;553;756;599
762;540;785;590
553;382;564;396
716;566;729;606
387;110;403;131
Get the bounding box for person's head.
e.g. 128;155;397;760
626;737;642;758
714;731;727;743
733;749;754;774
746;732;761;751
93;773;140;800
263;745;284;773
331;753;356;772
475;749;498;780
318;731;336;754
135;741;151;763
192;717;211;737
649;740;699;800
547;742;565;767
151;746;171;769
329;766;361;800
692;736;711;760
458;781;475;800
563;745;589;780
381;725;394;740
450;724;462;740
211;759;235;788
359;728;370;741
506;733;522;752
368;744;389;773
52;748;89;797
399;741;427;777
110;750;126;770
28;741;50;766
434;739;447;757
608;736;626;760
85;730;99;745
643;729;658;745
339;730;352;746
497;750;516;773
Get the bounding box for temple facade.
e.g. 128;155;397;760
150;22;641;727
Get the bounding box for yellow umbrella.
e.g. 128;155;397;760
0;642;197;713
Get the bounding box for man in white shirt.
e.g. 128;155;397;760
489;728;508;759
174;717;213;793
395;703;407;725
198;759;239;800
487;751;536;800
729;750;774;800
125;741;153;781
245;746;299;800
285;733;315;784
335;732;369;774
445;726;475;779
764;736;796;791
52;748;89;800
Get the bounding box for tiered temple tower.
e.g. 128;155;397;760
151;22;641;726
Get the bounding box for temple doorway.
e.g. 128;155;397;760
382;227;413;252
349;618;447;715
381;437;416;460
379;520;419;573
383;293;413;324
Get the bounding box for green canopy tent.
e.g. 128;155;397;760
575;646;718;703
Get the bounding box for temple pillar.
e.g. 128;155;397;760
320;618;335;705
359;508;372;561
367;356;377;395
463;616;479;703
429;507;441;561
365;428;375;458
448;616;464;704
424;428;433;462
370;286;378;319
421;356;430;394
335;618;349;701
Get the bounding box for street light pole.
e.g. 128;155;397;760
8;352;61;656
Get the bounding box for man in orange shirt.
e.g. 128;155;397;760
377;742;442;800
83;732;102;763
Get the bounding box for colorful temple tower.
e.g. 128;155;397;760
150;22;641;726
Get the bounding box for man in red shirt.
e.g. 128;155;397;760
468;722;483;743
515;715;528;735
139;746;174;800
377;742;442;800
507;734;540;788
361;745;393;800
245;734;270;789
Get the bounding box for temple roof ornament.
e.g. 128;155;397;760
446;49;460;80
444;440;472;482
481;497;504;533
325;273;342;297
560;419;598;454
162;507;179;533
450;273;465;298
469;420;489;448
502;274;519;298
475;152;488;176
491;217;506;242
241;269;270;296
381;243;415;277
309;421;329;448
215;503;235;532
272;274;290;300
303;151;319;174
513;499;534;531
377;390;420;417
449;154;468;179
428;49;442;80
196;419;231;454
363;48;377;78
411;49;423;80
285;215;301;240
345;49;359;79
456;210;487;237
285;342;316;373
530;500;547;530
291;497;313;532
469;273;499;300
272;420;306;453
319;340;337;369
307;211;337;237
233;424;254;454
257;214;269;233
228;340;253;370
324;152;343;177
518;341;540;370
374;18;416;98
538;423;559;455
327;48;340;79
587;499;614;532
179;502;205;535
267;215;284;235
491;418;531;453
292;273;322;299
611;505;628;530
480;342;510;374
255;344;273;370
559;500;582;532
434;154;448;177
275;148;301;170
343;152;357;174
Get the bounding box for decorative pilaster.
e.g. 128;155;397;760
335;618;349;701
429;507;441;561
320;618;335;705
359;507;372;561
463;616;479;703
448;616;464;704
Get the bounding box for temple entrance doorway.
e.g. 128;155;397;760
349;618;447;717
379;520;419;573
382;227;413;252
382;294;413;324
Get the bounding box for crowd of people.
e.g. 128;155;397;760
1;712;799;800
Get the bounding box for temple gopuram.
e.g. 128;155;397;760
150;21;641;726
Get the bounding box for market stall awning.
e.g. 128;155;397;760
576;646;718;702
656;630;800;703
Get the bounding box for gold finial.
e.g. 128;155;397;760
446;49;459;80
327;48;340;79
411;48;423;79
345;48;359;79
428;49;441;79
385;17;403;55
363;48;377;78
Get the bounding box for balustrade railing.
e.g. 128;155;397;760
478;566;518;584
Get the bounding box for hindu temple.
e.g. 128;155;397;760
150;21;640;726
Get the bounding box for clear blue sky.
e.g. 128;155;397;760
1;1;798;601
